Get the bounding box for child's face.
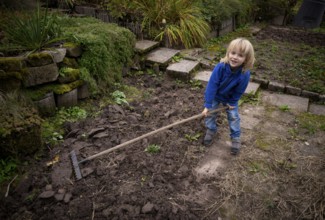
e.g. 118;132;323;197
228;49;246;69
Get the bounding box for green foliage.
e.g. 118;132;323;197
200;0;253;26
145;144;161;154
189;79;203;90
238;91;260;106
297;113;325;135
151;0;211;48
41;106;87;145
0;91;42;138
185;133;201;142
2;5;63;52
58;16;135;94
111;90;128;105
0;157;18;184
253;0;299;23
279;105;290;112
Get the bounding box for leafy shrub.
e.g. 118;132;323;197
200;0;253;26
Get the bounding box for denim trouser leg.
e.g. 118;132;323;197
227;105;241;140
204;100;221;133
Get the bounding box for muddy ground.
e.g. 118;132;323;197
0;26;324;220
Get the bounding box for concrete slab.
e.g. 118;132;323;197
193;70;211;82
309;104;325;115
240;106;265;130
166;60;200;79
244;82;260;95
261;91;309;112
135;40;159;54
146;47;180;65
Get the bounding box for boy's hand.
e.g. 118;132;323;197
227;104;235;110
202;108;209;117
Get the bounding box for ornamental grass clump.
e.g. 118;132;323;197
2;5;63;52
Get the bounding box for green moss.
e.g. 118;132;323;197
63;42;80;48
0;57;25;72
27;52;52;60
58;67;80;83
0;71;22;80
59;16;136;94
24;80;84;100
61;57;79;68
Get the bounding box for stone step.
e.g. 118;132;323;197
146;47;180;67
193;70;260;95
309;104;325;116
135;40;160;54
261;91;309;112
166;59;200;80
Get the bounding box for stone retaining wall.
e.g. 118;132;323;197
0;43;90;116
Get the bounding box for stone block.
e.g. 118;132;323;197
0;57;25;72
23;63;59;87
319;94;325;104
252;77;269;89
78;83;90;99
56;88;78;108
268;81;285;92
26;52;53;67
301;90;320;101
46;48;67;63
34;92;56;116
65;45;82;58
285;85;302;96
0;71;21;92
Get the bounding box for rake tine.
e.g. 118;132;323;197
70;150;82;180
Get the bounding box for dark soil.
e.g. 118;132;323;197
0;26;324;220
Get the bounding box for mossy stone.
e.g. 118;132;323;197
26;52;54;67
0;57;26;72
60;57;79;68
58;68;80;83
24;80;84;101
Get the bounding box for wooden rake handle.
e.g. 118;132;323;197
79;106;228;164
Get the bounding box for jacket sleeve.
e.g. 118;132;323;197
204;63;223;108
228;71;250;106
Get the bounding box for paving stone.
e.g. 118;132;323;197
244;82;260;95
146;48;180;65
309;104;325;115
166;60;200;80
261;91;309;112
135;40;160;54
193;70;211;82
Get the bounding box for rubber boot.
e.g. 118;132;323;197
231;139;241;155
203;129;215;146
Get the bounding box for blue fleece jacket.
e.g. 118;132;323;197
204;62;250;108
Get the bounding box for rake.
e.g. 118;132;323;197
70;106;228;180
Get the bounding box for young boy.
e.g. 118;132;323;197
202;38;255;155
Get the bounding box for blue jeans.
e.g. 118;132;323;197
205;99;241;140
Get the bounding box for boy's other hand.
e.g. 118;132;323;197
227;104;235;110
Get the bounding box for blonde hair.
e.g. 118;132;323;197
220;38;255;71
